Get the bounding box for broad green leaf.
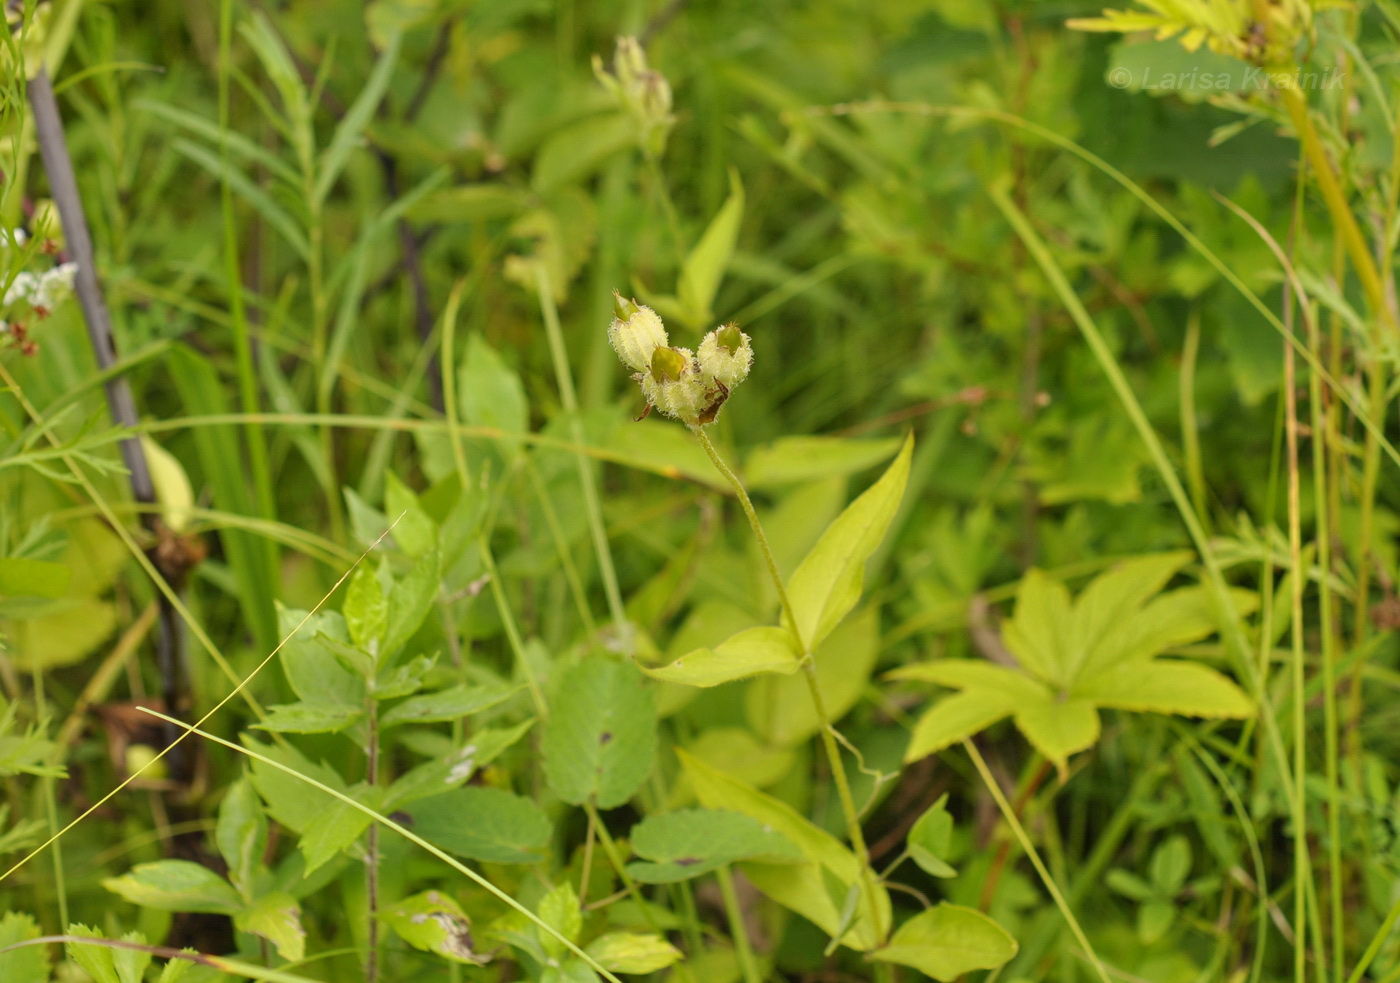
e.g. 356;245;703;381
1150;835;1192;895
908;795;956;878
386;719;536;808
234;891;305;962
684;727;795;789
543;656;656;808
870;904;1017;980
408;787;551;864
383;549;441;662
380;684;518;727
103;861;241;914
626;808;802;883
381;891;490;965
65;925;122;983
374;654;435;700
385;472;437;559
678;750;889;950
1000;569;1075;684
300;783;383;875
245;738;346;835
585;932;683;974
678;169;744;326
1078;585;1258;680
904;690;1019;763
532;112;634;194
746;606;879;746
744;436;903;489
1065;552;1190;680
1076;660;1253;717
0;911;49;983
8;597;116;670
538;883;582;960
253;702;363;735
215;777;267;897
459;334;529;458
644;626;799;688
542;960;602;983
786;434;912;649
0;557;69;600
602;417;728;490
277;607;364;706
887;660;1050;703
1139;899;1176;943
1013;697;1100;775
343;564;388;656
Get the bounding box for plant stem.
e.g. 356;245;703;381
534;265;630;643
365;692;380;983
717;865;763;983
690;425;886;944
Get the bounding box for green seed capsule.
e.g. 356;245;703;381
650;346;687;382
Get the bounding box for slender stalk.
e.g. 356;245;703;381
534;266;629;641
30;663;67;932
478;538;548;720
364;692;380;983
717;865;762;983
1180;307;1209;532
690;425;886;943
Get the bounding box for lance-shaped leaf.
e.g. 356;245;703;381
626;808;802;882
643;626;800;688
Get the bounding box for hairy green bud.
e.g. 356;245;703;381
608;299;669;374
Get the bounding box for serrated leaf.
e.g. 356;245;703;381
870;904;1017;980
381;891;490;965
234;891;305;962
786;434;912;650
244;738;346;835
543;656;656;808
386;719;536;808
678;170;744;326
102;861;241;914
344;564;388;656
0;911;49;983
215;777;267;897
1013;698;1100;776
904;689;1018;763
383;549;440;661
277;607;365;705
66;926;121;983
626;808;802;883
253;702;363;735
459;334;529;459
643;626;799;687
585;932;683;974
407;787;551;863
1076;660;1252;717
380;684;517;727
385;472;437;558
300;784;382;875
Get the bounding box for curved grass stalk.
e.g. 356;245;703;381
137;708;627;983
0;935;330;983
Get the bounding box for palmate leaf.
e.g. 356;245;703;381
904;553;1255;772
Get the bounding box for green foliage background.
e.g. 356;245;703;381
1;0;1399;981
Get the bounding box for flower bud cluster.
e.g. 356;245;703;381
592;36;675;158
608;293;753;427
1;227;78;357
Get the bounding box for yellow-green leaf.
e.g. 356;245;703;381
585;932;683;973
871;904;1017;980
234;891;305;962
1076;660;1253;718
905;690;1019;764
644;626;799;687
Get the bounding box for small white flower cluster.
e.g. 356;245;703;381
609;293;753;427
1;227;78;354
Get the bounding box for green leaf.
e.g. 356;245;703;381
381;891;490;965
786;434;912;649
313;30;400;206
532;112;634;194
1138;899;1176;944
380;684;518;727
678;749;889;950
301;786;380;875
0;911;49;983
460;334;529;458
1000;569;1075;684
904;689;1018;763
543;656;656;808
746;606;879;746
743;436;903;489
538;883;582;960
678;169;744;326
870;904;1017;980
626;808;802;883
0;557;69;600
908;795;956;878
1076;660;1253;717
215;777;267;897
66;925;122;983
234;891;305;962
1150;835;1192;895
103;861;242;914
1013;697;1101;776
407;787;551;863
386;719;536;808
343;564;389;656
253;702;363;735
245;738;346;835
585;932;683;974
276;607;365;705
385;472;437;559
643;626;799;688
383;549;441;661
